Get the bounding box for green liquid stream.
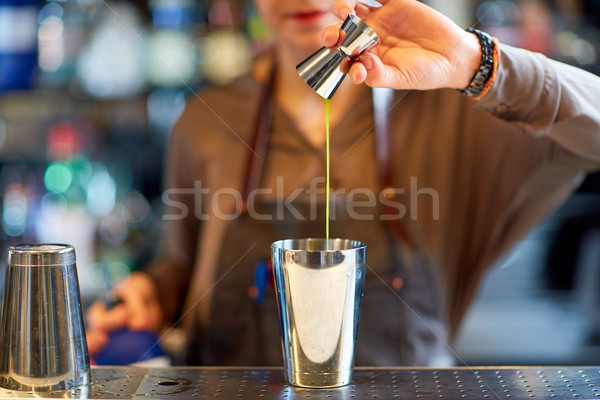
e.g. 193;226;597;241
325;98;330;247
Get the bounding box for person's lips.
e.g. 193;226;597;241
287;10;330;25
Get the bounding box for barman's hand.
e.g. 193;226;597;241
322;0;483;91
86;272;163;360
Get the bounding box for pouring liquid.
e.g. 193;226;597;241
325;98;331;248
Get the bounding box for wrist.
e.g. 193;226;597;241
452;30;482;90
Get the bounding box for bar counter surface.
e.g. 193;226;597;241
0;367;599;399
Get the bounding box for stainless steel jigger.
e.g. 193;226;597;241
296;14;381;99
0;244;90;392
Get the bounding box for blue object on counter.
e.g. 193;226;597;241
93;328;165;366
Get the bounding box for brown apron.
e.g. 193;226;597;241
183;69;451;366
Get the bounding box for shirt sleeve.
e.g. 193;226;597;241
475;43;600;166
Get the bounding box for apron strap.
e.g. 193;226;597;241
242;63;277;211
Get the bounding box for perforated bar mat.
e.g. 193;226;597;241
0;367;598;399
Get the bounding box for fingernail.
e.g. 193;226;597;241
340;8;349;20
325;31;335;44
362;56;373;70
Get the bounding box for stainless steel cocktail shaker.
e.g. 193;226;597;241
0;244;90;392
271;238;366;388
296;14;381;99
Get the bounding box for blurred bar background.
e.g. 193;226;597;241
0;0;599;366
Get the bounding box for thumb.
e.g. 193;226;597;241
321;23;342;48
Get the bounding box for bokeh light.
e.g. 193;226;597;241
44;161;73;193
39;192;68;217
121;191;151;225
86;167;116;217
2;185;28;237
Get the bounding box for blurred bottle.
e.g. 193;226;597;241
145;0;201;87
76;2;146;98
198;0;251;84
0;0;39;91
245;0;273;57
475;0;521;47
518;0;555;56
37;0;87;88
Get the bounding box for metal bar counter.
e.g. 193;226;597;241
0;367;598;399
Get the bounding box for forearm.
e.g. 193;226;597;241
475;44;600;165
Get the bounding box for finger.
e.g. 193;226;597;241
128;301;162;332
113;272;162;332
124;292;155;331
362;53;392;88
86;329;109;358
321;23;342;48
86;300;108;329
359;52;375;70
354;2;372;19
333;0;356;20
349;63;367;84
114;274;133;298
87;301;128;331
120;273;161;331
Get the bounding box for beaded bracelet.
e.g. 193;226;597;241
472;36;500;101
458;28;501;100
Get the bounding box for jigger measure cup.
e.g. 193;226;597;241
271;238;366;388
296;14;381;99
0;244;90;391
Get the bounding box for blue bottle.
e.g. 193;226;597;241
0;0;39;91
